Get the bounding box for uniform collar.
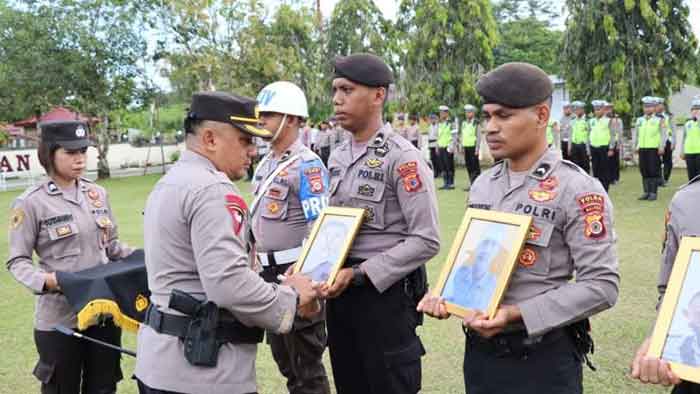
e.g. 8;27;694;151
271;139;303;161
180;149;219;173
491;149;558;181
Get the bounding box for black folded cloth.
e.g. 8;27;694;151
56;249;149;333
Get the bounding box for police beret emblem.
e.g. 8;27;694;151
75;126;86;138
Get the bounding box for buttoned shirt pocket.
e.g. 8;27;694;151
519;219;555;276
349;177;386;229
46;222;81;259
261;184;290;220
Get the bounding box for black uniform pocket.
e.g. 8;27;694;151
384;338;425;393
32;359;55;384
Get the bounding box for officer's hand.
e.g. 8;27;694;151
283;273;319;308
464;305;521;338
297;298;322;319
658;148;665;156
681;153;686;160
44;272;61;291
416;294;450;319
318;268;353;299
630;337;681;386
607;149;614;157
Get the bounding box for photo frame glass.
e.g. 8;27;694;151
649;237;700;384
293;207;365;285
434;209;532;319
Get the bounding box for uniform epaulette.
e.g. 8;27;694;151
15;183;44;201
80;176;94;184
560;159;590;177
388;133;415;151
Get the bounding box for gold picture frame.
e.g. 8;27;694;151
648;237;700;384
292;206;365;285
433;209;532;319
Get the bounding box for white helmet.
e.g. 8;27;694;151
257;81;308;118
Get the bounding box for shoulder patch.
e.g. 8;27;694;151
398;161;423;192
576;193;607;240
225;194;247;236
9;208;25;230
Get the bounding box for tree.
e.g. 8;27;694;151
326;0;396;60
0;1;148;178
493;18;563;74
492;0;560;22
561;0;698;119
397;0;499;115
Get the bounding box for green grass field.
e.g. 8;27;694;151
0;166;682;394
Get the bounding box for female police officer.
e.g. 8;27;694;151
7;120;132;394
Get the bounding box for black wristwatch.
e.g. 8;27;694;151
352;265;367;287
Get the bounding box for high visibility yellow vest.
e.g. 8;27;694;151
589;117;611;147
637;116;662;149
438;122;452;148
571;117;588;144
685;121;700;154
461;121;476;147
546;121;554;145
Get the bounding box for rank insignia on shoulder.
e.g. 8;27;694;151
366;158;383;168
9;208;25;230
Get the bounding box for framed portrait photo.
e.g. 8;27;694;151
292;207;365;285
648;237;700;384
433;209;532;319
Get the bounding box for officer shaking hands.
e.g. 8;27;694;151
418;62;619;394
318;53;440;394
134;92;320;394
252;81;331;394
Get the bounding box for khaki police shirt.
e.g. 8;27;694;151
406;124;420;144
328;124;440;292
251;140;329;253
468;149;619;337
658;177;700;306
134;150;297;394
7;178;130;330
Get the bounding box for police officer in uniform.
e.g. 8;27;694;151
7;120;133;394
558;101;573;160
656;97;676;187
320;53;441;394
680;98;700;181
631;175;700;393
460;104;481;191
605;102;623;185
568;100;591;174
316;121;332;166
588;100;615;191
134;92;320;394
633;96;666;201
419;62;619;394
437;105;457;189
252;81;331;394
407;114;421;148
428;114;441;177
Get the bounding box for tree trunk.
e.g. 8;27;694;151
96;115;110;179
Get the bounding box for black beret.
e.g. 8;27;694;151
187;91;272;138
476;62;553;108
40;120;91;150
333;53;393;87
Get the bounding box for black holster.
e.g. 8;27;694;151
566;318;596;371
404;265;428;326
169;290;221;367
